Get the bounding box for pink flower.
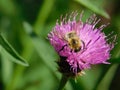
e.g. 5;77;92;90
48;11;116;76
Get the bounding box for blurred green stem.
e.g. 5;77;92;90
34;0;55;35
58;75;69;90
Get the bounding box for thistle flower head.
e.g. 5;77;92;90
48;11;116;76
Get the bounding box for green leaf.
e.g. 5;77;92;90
109;58;120;63
23;21;58;77
0;34;29;66
34;0;55;35
74;0;110;19
0;0;16;16
96;64;118;90
1;53;13;85
17;63;58;90
76;66;102;90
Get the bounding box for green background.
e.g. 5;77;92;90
0;0;120;90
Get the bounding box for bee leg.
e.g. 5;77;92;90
81;40;86;50
59;44;67;52
81;40;91;53
80;40;87;53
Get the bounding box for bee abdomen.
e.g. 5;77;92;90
74;47;81;52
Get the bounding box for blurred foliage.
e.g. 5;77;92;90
0;34;28;66
0;0;120;90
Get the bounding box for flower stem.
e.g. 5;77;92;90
58;74;69;90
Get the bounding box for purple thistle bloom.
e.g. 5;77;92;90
48;11;116;76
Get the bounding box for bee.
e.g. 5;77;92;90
59;31;83;53
64;31;82;52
